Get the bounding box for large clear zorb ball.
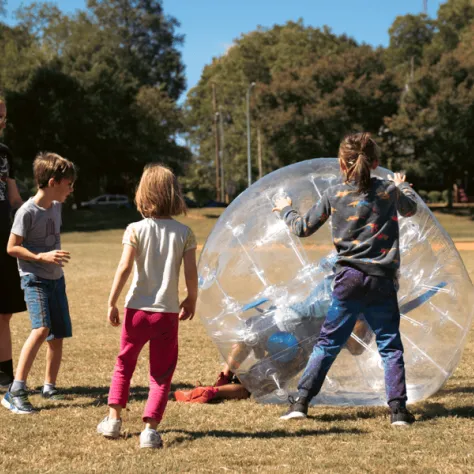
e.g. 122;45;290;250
197;158;474;405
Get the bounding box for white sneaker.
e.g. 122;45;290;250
140;428;163;449
97;416;122;439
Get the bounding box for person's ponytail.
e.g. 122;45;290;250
338;132;379;193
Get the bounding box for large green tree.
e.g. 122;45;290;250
2;0;189;199
184;21;399;199
386;22;474;204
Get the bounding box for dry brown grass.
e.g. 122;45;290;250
1;209;474;473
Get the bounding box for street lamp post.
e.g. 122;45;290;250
246;82;256;187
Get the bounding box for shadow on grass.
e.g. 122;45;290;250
435;384;474;395
203;213;220;219
417;402;474;421
123;426;366;445
312;408;386;423
32;383;195;411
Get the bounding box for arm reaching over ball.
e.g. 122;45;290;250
279;192;332;238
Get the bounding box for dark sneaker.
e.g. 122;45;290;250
280;396;308;420
1;387;35;414
390;402;415;426
41;388;65;400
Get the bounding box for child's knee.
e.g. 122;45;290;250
47;337;63;348
32;327;50;340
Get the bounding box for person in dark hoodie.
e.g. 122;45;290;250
274;132;418;426
0;96;27;389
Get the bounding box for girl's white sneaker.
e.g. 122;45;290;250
97;416;122;439
140;428;163;449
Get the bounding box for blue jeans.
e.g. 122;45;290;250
21;274;72;341
297;267;407;405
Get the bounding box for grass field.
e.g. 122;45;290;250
1;208;474;474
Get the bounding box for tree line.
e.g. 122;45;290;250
1;0;473;204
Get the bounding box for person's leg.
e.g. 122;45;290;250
0;314;14;386
14;327;50;382
44;338;63;385
281;268;366;419
215;384;250;400
296;297;361;401
139;312;178;449
363;294;407;405
0;314;13;362
98;309;148;438
143;312;179;425
362;276;414;426
107;308;148;415
41;277;72;398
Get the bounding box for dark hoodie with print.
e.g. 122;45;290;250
280;178;418;278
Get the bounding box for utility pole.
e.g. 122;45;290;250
257;128;263;180
246;82;256;187
423;0;428;14
211;83;220;201
218;108;225;202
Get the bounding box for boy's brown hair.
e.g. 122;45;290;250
135;163;187;218
33;152;77;189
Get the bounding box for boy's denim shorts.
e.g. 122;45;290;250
21;274;72;341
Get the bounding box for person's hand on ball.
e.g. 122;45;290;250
108;305;120;327
272;196;292;212
387;172;407;187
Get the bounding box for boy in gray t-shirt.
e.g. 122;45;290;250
2;152;76;415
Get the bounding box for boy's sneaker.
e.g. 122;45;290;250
280;396;308;420
1;387;35;414
41;387;65;401
97;416;122;439
390;401;415;426
140;428;163;449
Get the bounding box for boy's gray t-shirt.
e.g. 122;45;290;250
11;198;63;280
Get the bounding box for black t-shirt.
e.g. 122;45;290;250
0;143;15;203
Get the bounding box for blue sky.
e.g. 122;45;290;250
4;0;445;99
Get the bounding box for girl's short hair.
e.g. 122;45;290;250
135;163;187;218
338;132;380;193
34;152;77;189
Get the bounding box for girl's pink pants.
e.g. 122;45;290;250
108;308;178;422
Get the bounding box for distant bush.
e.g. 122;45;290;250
418;190;428;201
428;190;442;203
442;189;450;203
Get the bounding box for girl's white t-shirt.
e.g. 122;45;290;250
122;218;197;313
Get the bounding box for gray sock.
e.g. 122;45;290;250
11;380;26;393
43;383;55;393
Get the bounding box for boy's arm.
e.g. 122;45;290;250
280;193;331;237
7;233;70;265
180;248;198;321
107;243;135;326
